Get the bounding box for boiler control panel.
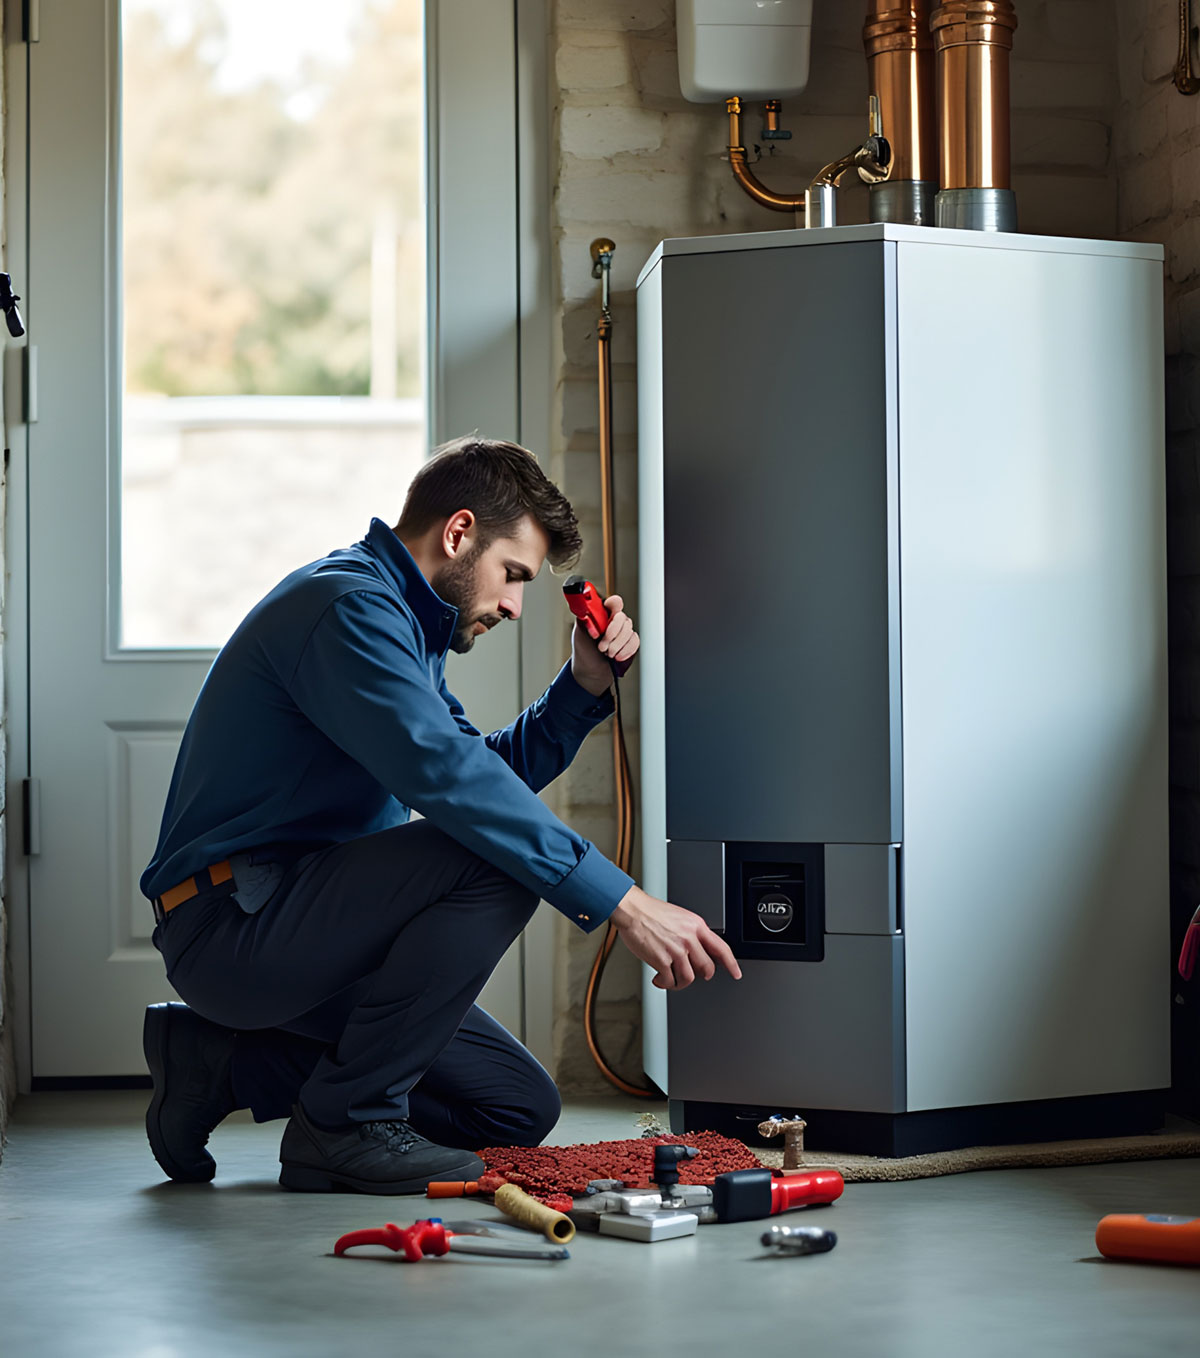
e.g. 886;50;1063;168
725;841;824;962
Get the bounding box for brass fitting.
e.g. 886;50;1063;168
725;96;807;213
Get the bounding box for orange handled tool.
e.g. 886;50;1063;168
425;1180;482;1199
1096;1213;1200;1267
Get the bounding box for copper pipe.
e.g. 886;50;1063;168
931;1;1017;192
764;99;783;135
591;246;618;603
863;2;935;187
1176;0;1200;95
726;96;806;213
584;238;651;1100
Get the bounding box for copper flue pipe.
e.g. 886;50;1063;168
931;0;1018;192
863;2;935;187
726;96;806;213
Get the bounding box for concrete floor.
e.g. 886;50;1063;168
1;1092;1198;1357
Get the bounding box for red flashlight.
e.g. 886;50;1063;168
710;1168;845;1223
563;576;632;676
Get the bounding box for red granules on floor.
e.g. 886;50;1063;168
478;1131;760;1197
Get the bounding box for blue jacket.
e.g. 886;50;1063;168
141;519;634;932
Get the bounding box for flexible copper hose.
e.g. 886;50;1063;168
584;245;655;1099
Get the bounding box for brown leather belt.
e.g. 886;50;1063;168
152;860;233;922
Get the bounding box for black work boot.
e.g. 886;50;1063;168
143;1002;238;1183
278;1101;485;1194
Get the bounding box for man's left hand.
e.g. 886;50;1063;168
571;593;640;697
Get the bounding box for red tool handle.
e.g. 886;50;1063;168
1179;905;1200;981
770;1170;845;1214
334;1219;450;1262
562;576;632;677
711;1167;845;1222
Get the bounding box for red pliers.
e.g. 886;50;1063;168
1179;904;1200;982
333;1218;569;1262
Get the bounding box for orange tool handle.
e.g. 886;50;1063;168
426;1181;481;1198
1096;1214;1200;1266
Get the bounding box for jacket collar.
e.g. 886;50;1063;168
364;518;459;657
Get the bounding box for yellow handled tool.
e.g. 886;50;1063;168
494;1183;576;1244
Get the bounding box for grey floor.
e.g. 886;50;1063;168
1;1092;1198;1357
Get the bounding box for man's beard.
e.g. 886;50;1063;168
433;547;502;654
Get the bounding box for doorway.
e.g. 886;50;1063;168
4;0;555;1084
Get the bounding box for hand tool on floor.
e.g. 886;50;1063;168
426;1180;484;1198
494;1182;577;1244
562;576;633;676
569;1148;845;1240
709;1167;845;1223
333;1218;570;1263
1096;1213;1200;1266
761;1224;838;1256
571;1145;706;1242
652;1144;700;1205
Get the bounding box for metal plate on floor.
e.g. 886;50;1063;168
598;1211;699;1242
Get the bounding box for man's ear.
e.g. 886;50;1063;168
442;509;476;559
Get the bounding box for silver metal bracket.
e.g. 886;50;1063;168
23;345;38;423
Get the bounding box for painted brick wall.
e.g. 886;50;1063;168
547;0;1121;1092
1114;0;1200;1116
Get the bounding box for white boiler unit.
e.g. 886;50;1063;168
637;224;1170;1155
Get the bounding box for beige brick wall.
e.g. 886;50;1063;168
547;0;1121;1092
1114;0;1200;1115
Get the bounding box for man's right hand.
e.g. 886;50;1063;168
610;886;742;991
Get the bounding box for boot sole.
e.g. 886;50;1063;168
279;1155;485;1195
143;1004;217;1184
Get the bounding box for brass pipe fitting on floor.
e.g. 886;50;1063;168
863;1;936;225
931;0;1018;230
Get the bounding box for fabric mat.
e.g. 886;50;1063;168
751;1125;1200;1182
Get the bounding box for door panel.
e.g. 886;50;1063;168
16;0;532;1076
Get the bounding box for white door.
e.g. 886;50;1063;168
7;0;541;1080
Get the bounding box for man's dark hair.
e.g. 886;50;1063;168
396;435;582;570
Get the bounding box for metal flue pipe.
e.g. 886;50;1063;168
863;1;936;225
931;0;1019;231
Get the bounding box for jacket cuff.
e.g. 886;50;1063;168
547;661;615;726
548;842;634;933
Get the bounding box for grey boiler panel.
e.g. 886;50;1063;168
666;935;906;1113
660;242;900;846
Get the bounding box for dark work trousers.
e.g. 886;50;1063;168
151;820;559;1148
